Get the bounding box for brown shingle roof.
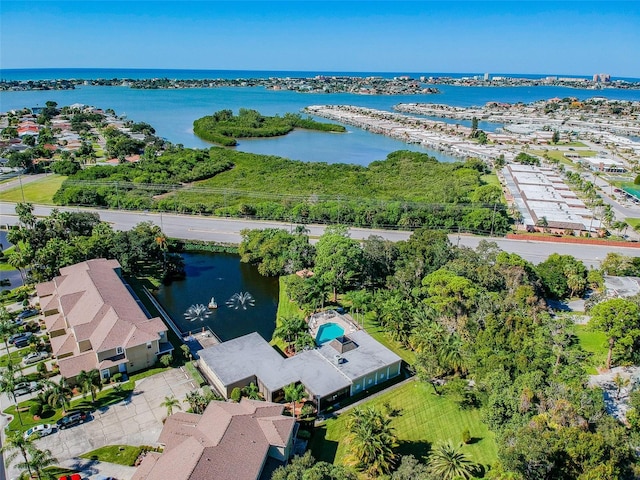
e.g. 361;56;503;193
133;399;295;480
58;351;98;378
37;259;167;378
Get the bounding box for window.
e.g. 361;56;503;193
146;342;152;349
101;369;110;380
116;346;124;355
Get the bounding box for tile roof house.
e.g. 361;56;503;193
131;398;296;480
36;259;172;381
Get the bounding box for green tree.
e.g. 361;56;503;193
283;382;306;419
589;298;640;369
16;447;57;480
428;441;477;480
314;226;363;302
242;382;262;400
552;130;560;144
161;395;182;416
346;406;396;476
45;378;72;413
273;316;308;354
1;430;38;479
76;368;103;403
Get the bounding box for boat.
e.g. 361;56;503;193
208;297;218;309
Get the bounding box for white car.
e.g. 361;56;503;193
22;351;49;365
23;423;53;440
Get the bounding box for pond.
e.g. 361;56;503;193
153;251;279;342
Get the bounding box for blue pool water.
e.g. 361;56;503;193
316;322;345;345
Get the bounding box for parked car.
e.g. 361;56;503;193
22;351;49;365
24;423;53;440
56;411;88;430
10;332;33;347
17;309;39;320
14;381;40;396
58;474;82;480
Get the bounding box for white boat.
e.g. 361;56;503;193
208;297;218;309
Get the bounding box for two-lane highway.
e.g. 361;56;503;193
2;202;639;268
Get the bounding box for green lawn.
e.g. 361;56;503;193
552;141;588;148
626;218;640;231
0;347;29;368
0;175;66;204
271;276;305;352
362;314;416;366
4;380;135;432
309;380;497;469
575;324;608;374
80;445;143;466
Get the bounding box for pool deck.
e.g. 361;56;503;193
308;310;358;342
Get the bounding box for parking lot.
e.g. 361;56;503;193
6;369;198;480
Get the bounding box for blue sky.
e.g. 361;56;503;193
1;1;638;77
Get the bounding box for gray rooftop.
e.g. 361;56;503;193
199;330;402;398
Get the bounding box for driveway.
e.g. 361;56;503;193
7;368;198;480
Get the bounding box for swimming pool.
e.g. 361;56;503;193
315;322;345;345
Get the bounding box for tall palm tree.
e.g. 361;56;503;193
1;430;38;478
428;441;478;480
76;369;103;403
16;447;57;480
346;406;396;476
283;382;305;419
161;395;182;416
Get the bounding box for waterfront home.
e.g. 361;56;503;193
131;398;295;480
36;259;172;382
198;329;402;410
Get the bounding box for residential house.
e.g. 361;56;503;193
199;330;402;411
36;259;172;382
131;398;296;480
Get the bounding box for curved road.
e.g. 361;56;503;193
2;202;639;268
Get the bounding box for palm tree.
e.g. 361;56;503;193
283;382;305;419
346;406;396;476
16;447;57;480
242;382;262;401
273;316;308;354
46;378;72;413
2;430;38;478
428;441;478;480
76;369;103;403
0;308;19;356
161;395;182;416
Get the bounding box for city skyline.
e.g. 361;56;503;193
1;1;639;77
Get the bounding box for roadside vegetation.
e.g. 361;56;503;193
53;148;509;234
193;108;345;146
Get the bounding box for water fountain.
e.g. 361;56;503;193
184;304;211;322
226;292;255;310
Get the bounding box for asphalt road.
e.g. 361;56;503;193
2;202;640;268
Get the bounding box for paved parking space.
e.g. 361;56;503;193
7;368;198;480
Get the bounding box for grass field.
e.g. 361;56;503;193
0;175;66;204
575;324;608;374
80;444;143;466
271;276;305;351
309;380;498;469
626;218;640;231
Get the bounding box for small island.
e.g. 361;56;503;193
192;108;346;146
